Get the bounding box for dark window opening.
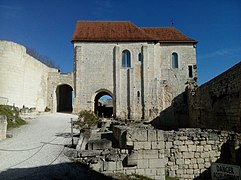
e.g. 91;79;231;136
172;52;178;68
188;65;193;78
138;53;142;62
122;50;131;67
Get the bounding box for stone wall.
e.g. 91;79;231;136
164;128;241;179
47;72;74;112
0;115;7;141
112;126;241;180
0;41;58;111
189;61;241;132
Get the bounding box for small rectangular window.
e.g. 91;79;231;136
188;65;193;78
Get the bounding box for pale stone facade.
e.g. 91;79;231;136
0;41;58;111
73;39;197;120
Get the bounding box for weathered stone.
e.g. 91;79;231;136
87;139;112;150
137;159;149;169
165;142;173;149
134;142;151;150
0;115;7;141
151;141;165;149
179;145;188;152
147;130;156;141
176;159;184;165
149;159;165;168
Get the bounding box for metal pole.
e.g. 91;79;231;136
71;118;74;146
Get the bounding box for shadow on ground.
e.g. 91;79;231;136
0;162;113;180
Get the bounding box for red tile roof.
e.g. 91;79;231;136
141;27;197;43
72;21;197;43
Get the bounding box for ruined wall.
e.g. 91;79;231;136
0;41;58;111
112;126;241;180
47;72;74;112
189;61;241;132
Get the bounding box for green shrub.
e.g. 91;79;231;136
0;105;26;129
74;110;100;128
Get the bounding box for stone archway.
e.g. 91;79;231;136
94;90;113;118
56;84;73;112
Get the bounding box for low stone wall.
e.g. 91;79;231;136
113;126;241;180
113;125;166;179
0;115;7;141
71;125;241;180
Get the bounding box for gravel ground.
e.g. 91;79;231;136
0;113;112;180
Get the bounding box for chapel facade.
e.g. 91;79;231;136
71;21;197;120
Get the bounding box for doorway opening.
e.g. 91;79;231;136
94;91;113;118
56;84;73;112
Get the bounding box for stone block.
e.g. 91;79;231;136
197;158;204;164
136;168;145;175
90;161;104;172
185;140;194;145
87;139;112;150
156;168;165;176
128;129;147;142
183;152;194;158
151;141;165;149
179;145;188;152
147;130;156;141
173;140;183;145
139;149;159;159
134;142;151;150
137;159;149;169
203;145;212;151
125;169;136;175
157;130;164;141
194;152;201;158
103;161;117;171
145;168;156;176
149;159;165;168
200;152;210;158
165;142;173;149
0;115;7;141
185;159;191;165
188;144;196;151
198;163;205;169
187;169;194;174
171;165;178;171
176;159;184;165
196;145;204;152
176;169;183;175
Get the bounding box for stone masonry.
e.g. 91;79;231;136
0;115;7;141
189;61;241;132
72;125;241;180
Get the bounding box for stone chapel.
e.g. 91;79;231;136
71;21;197;120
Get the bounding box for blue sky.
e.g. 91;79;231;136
0;0;240;85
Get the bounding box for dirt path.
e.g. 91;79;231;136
0;113;111;180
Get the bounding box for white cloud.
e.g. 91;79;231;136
92;0;113;18
0;4;22;10
199;47;241;60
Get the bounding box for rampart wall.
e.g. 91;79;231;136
189;61;241;132
0;41;58;111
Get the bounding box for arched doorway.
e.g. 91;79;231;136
94;91;113;118
56;84;73;112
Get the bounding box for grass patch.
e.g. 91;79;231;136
0;105;26;129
